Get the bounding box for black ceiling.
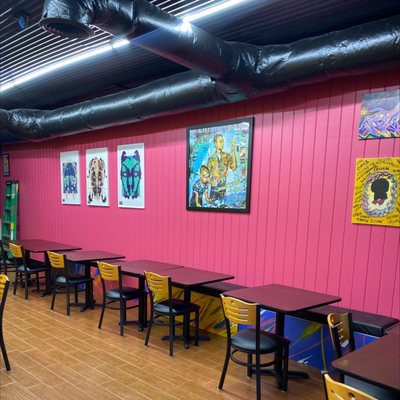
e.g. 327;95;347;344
1;0;400;144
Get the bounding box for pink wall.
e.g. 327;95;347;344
2;71;399;318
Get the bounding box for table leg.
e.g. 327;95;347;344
80;262;95;312
275;311;309;380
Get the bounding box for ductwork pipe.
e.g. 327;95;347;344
0;72;238;140
40;0;400;98
1;0;399;142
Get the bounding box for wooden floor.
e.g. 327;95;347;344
1;287;326;399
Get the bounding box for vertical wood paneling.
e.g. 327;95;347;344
2;70;399;318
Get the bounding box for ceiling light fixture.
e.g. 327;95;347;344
0;0;248;93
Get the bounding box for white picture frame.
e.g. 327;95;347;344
86;147;109;207
117;143;145;208
60;150;81;205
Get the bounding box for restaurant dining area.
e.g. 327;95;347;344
0;0;399;399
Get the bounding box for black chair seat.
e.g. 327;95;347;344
155;298;200;315
232;328;290;353
55;274;90;284
106;286;144;300
17;264;47;273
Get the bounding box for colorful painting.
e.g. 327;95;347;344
86;148;109;207
352;157;400;227
60;150;80;205
187;118;253;213
358;89;399;139
117;143;145;208
2;154;10;177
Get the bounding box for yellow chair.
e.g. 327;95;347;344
322;371;377;400
97;262;147;336
47;251;94;316
0;241;16;275
327;312;356;359
0;274;11;371
9;243;48;299
219;295;290;400
145;271;199;356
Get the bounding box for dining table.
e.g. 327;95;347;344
224;284;341;380
65;250;125;311
332;333;400;396
11;239;82;295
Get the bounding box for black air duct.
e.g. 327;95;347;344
0;72;238;140
1;0;399;141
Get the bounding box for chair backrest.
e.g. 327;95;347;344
97;261;120;282
145;271;170;303
47;251;66;270
327;312;355;358
8;242;24;259
0;241;11;264
0;274;10;310
322;372;377;400
220;294;258;326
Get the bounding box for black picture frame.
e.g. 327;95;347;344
2;154;10;177
187;117;253;213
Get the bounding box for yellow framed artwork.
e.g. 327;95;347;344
352;157;400;227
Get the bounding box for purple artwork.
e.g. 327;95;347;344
359;89;399;139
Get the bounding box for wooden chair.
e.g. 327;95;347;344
9;243;48;300
322;371;377;400
219;294;290;400
0;241;15;275
0;274;11;371
144;271;199;356
327;312;356;359
47;251;94;316
97;261;147;336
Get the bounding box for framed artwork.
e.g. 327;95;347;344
117;143;145;208
187;117;253;213
358;89;399;139
352;157;400;227
86;148;109;206
60;150;81;205
2;154;10;177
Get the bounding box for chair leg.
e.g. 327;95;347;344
89;282;94;309
255;351;261;400
0;326;10;371
51;285;57;310
66;284;70;316
98;296;106;329
24;273;29;299
218;342;231;389
144;305;153;347
13;272;19;295
74;286;78;303
194;309;199;347
36;273;40;292
169;316;175;356
120;299;125;336
247;354;253;377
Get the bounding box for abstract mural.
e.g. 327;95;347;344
359;89;399;139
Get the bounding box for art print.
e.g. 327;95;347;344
359;89;399;139
117;143;145;208
86;148;109;206
60;150;80;205
187;118;253;213
352;157;400;227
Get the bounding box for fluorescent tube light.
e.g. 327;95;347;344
0;0;247;93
